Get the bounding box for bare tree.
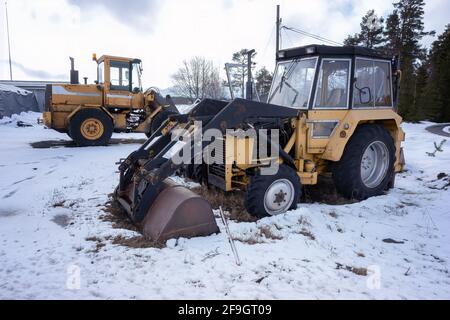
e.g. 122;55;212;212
172;57;222;102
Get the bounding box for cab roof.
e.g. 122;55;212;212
97;55;141;64
277;44;391;61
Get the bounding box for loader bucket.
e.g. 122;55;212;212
116;180;219;243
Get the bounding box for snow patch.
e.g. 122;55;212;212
0;84;32;96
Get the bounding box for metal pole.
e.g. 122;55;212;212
246;49;255;100
275;5;281;60
5;1;13;80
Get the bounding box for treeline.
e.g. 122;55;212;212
345;0;450;122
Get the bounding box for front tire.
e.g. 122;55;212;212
69;109;113;147
245;164;302;219
332;124;395;200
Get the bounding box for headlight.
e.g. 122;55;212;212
310;121;339;138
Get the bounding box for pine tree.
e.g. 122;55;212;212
255;67;273;99
383;0;435;120
383;10;402;56
344;33;360;46
230;49;257;98
423;25;450;122
359;10;385;48
343;10;384;48
412;61;429;121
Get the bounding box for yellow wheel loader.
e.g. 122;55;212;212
43;55;179;146
114;45;405;242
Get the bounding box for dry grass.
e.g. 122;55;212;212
335;262;368;276
100;196;139;233
259;226;283;240
85;236;106;253
297;228;316;241
99;195;166;249
302;175;358;205
112;235;165;249
232;225;284;245
191;185;256;222
328;211;338;219
52;200;66;208
232;235;265;245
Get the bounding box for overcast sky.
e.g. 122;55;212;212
0;0;448;88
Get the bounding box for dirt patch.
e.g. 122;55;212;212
112;235;165;249
437;172;448;180
100;197;139;233
302;175;358;205
0;210;18;218
100;196;166;249
52;200;66;208
30;138;146;149
191;185;256;222
383;238;405;244
51;214;72;227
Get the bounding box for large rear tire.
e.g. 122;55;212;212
245;164;301;219
69;109;113;147
332;124;395;200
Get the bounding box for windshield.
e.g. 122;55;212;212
268;58;317;109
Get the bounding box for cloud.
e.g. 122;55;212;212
67;0;162;31
1;60;67;80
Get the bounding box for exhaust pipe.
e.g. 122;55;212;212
69;57;79;85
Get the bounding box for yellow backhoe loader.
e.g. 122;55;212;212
43;55;178;146
114;45;405;243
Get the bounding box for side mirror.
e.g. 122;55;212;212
132;87;140;94
359;87;372;105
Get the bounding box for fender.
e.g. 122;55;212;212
66;106;115;127
321;109;403;162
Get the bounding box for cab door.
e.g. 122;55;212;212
105;60;133;108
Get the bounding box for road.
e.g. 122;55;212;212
426;124;450;137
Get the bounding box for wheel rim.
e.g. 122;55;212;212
263;179;295;215
360;141;389;188
80;118;104;140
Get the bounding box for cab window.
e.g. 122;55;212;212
314;59;351;109
110;61;130;91
353;58;392;108
97;62;104;84
268;58;317;109
131;63;142;93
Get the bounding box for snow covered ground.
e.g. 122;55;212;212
0;112;449;300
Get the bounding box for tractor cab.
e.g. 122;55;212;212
93;54;144;109
269;45;399;111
